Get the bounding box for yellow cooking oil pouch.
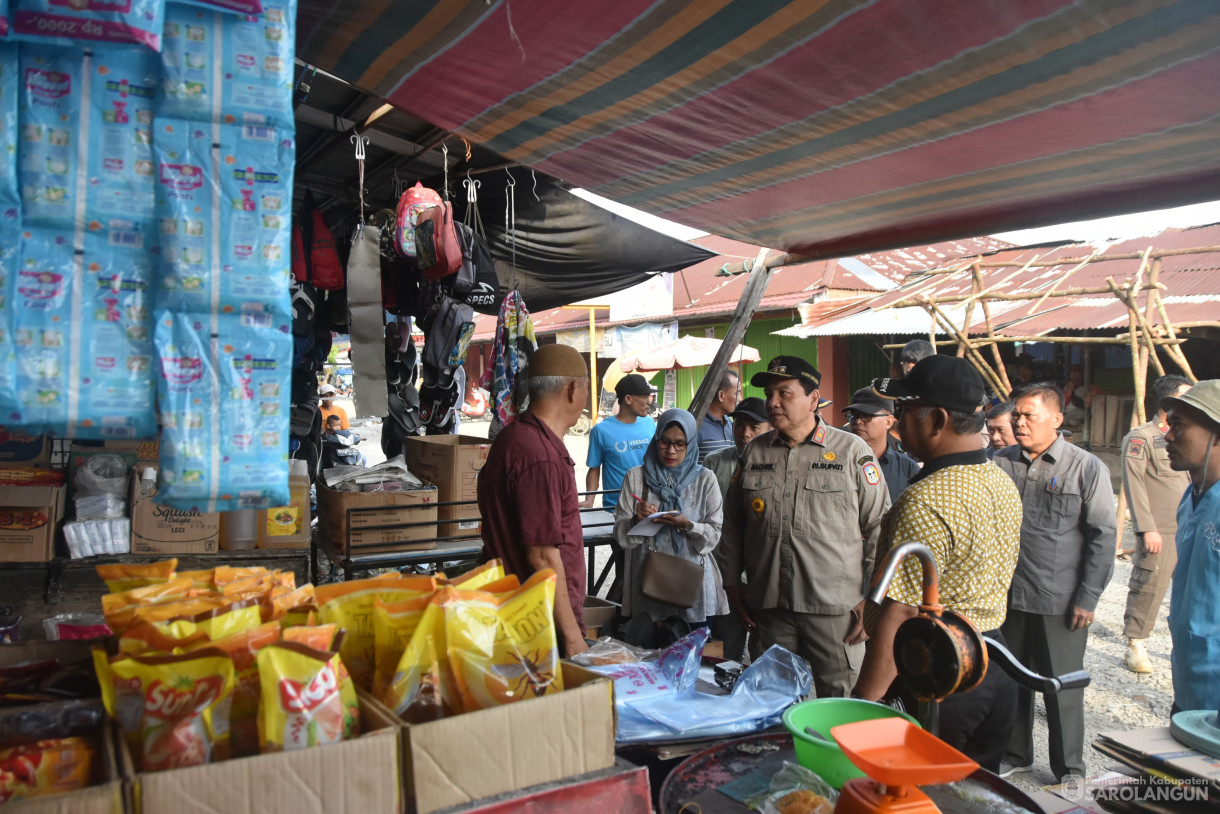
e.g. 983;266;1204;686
371;594;432;700
186;622;282;758
443;559;505;589
446;570;563;712
97;559;178;593
318;575;438;690
380;591;463;721
94;647;236;772
256;641;359;753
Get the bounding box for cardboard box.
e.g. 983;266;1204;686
5;718;124;814
129;471;220;555
403;435;489;536
400;661;615;814
120;691;401;814
583;596;620;638
0;428;51;466
316;481;438;553
0;481;65;562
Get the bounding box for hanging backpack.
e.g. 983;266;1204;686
395;182;443;257
453;222;502;314
415;201;462;280
422;296;475;372
292;190;345;290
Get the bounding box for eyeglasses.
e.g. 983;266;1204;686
846;412;879;423
657;439;688;450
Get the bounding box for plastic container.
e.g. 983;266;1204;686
782;698;920;789
219;508;259;550
258;459;311;549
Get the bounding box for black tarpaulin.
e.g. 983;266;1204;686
461;168;715;311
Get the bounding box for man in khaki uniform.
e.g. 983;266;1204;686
717;356;890;698
1121;374;1192;673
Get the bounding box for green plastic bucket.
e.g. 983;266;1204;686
782;698;921;788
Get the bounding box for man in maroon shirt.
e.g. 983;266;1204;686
477;344;591;656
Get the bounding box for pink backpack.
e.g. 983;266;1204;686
395;182;442;257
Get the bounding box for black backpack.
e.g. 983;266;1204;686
453;222;502;315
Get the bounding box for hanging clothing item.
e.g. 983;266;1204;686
481;291;536;437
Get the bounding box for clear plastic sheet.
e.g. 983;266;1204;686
583;628;812;744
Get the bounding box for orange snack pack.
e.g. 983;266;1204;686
256;642;359;753
283;623;338;652
445;570;563;712
186;622;282;758
94;648;236;772
269;585;315;621
176;569;217;590
119;620;211;655
212;566;270;587
0;737;94;803
155;598;263;643
102;577;195;633
97;560;178;593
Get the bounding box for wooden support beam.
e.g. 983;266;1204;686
688;248;772;424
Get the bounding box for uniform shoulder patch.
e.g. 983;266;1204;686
862;461;881;485
813;425;827;444
857;455;875;466
1126;437;1146;458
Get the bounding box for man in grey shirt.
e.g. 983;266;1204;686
993;382;1115;782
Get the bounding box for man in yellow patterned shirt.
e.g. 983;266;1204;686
855;356;1022;772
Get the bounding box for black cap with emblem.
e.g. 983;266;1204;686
750;355;822;389
872;355;985;414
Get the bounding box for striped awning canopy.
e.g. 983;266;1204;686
298;0;1220;258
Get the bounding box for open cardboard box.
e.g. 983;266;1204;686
117;690;401;814
397;661;616;814
401;435;489;537
3;715;122;814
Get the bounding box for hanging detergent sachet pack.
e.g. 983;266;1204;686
159;0;294;129
11;229;156;436
0;220;20;422
18;45;158;235
154;118;292;316
0;43;17;205
154;309;290;511
175;0;263;17
12;0;166;51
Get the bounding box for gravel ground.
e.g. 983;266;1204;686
361;421;1169;792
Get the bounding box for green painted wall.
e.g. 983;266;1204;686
847;336;893;394
670;316;817;408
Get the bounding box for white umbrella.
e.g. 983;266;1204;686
618;335;760;373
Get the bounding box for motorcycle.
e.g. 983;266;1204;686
321;428;366;469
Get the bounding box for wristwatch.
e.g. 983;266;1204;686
683;520;695;533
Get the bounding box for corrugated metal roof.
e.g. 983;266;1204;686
787;225;1220;338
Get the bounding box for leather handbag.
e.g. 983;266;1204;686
637;486;704;608
640;547;704;609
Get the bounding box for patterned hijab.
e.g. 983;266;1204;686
642;408;701;513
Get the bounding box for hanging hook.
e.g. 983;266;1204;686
442;142;450;201
350;133;368;160
464;177;481;204
530;169;540;202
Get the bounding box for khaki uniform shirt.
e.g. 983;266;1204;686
1121;420;1189;536
993;435;1115;615
717;417;890;614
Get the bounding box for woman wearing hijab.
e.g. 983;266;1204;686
613;408;728;647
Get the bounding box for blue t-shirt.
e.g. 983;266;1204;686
697;413;734;464
587;415;655;508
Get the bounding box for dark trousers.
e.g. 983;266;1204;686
708;612;748;662
1001;609;1089;779
886;630;1016;774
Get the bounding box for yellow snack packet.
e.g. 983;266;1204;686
187;622;282;758
94;647;236;772
102;577;195;633
446;570;563;712
119;620;211;654
0;737;94;803
443;560;505;589
279;605;318;629
97;559;178;593
176;569;216;590
318;575;438;690
212;566;270;587
155;598;264;643
256;642;359;753
270;584;315;621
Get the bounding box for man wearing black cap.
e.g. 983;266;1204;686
717;356;889;698
843;387;920;504
703;397;770;496
856;356;1022;772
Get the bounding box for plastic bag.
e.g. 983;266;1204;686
74;454;129;496
0;736;93;803
589;632;812;744
256;641;358;753
754;762;838;814
42;614;110;641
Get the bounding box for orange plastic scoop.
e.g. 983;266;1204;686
831;718;978;787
